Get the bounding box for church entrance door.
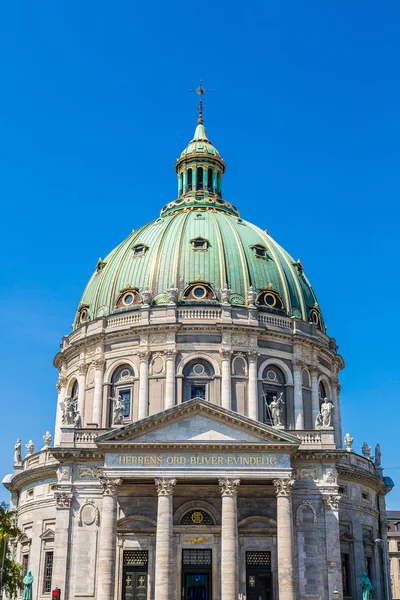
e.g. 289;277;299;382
122;550;148;600
246;551;272;600
182;549;212;600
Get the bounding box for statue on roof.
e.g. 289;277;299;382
62;396;80;427
320;397;334;428
14;439;22;465
110;395;125;426
375;444;382;467
270;393;285;427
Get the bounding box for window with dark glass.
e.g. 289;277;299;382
187;169;193;191
341;553;351;595
196;167;203;190
119;389;132;418
179;173;183;196
43;551;53;593
207;168;213;191
191;385;206;400
22;554;29;577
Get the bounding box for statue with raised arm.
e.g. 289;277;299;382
270;392;285;427
22;571;34;600
110;395;125;425
14;439;22;465
62;396;78;426
320;397;334;428
360;572;373;600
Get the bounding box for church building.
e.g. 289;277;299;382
3;89;394;600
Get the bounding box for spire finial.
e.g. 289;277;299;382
190;79;212;124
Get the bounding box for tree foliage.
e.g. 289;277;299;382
0;502;23;599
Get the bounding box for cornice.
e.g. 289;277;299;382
50;449;104;463
5;465;58;491
293;450;346;463
337;464;386;493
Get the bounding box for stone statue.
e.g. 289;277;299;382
320;397;334;428
25;440;34;456
14;439;22;464
110;395;125;425
360;572;373;600
270;392;285;427
22;570;34;600
221;283;231;304
141;288;152;305
167;285;179;304
315;412;323;430
362;442;371;459
375;443;382;467
344;432;354;452
62;396;78;426
42;431;52;450
247;286;257;307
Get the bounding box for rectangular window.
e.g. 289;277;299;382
191;385;206;400
397;542;400;552
119;389;132;419
362;492;370;501
262;388;275;425
43;551;53;593
22;554;29;578
341;553;351;595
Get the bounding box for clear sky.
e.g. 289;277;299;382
0;0;399;507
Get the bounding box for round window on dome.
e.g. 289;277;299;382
79;310;88;323
264;293;276;307
123;293;134;306
193;286;207;299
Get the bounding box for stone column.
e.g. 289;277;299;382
164;349;177;410
331;380;342;447
77;363;87;423
97;477;122;600
154;478;176;600
219;478;240;600
378;493;392;600
247;351;259;421
310;367;319;427
92;359;106;427
220;349;232;410
274;478;296;600
54;374;67;446
293;360;304;430
138;351;150;420
52;489;73;596
322;494;343;599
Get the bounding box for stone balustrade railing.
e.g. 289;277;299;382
74;428;108;445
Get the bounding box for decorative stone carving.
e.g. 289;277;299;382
344;432;354;452
164;348;177;361
274;478;295;497
324;470;335;484
295;501;317;526
362;442;371;459
320;397;334;428
270;392;285;427
323;494;341;511
232;334;248;345
247;286;257;307
294;468;317;481
54;491;74;508
78;363;88;376
92;358;106;370
58;468;70;482
315;412;323;429
155;477;176;496
14;440;22;465
41;431;52;450
141;288;152;305
25;440;34;456
219;478;240;497
292;359;304;371
78;466;103;479
184;537;211;545
374;444;381;467
167;286;179;304
77;499;100;527
109;395;125;426
99;476;122;496
56;375;67;392
138;350;151;362
220;283;231;304
247;350;259;364
62;396;80;427
219;348;232;360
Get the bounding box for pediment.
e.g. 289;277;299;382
40;528;55;541
96;398;300;449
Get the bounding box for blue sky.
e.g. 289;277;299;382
0;0;399;507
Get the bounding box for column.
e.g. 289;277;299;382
54;374;67;446
322;494;343;599
138;351;150;420
274;478;296;600
219;478;240;600
331;380;342;447
77;364;87;423
378;494;392;600
97;477;122;600
310;367;319;427
183;170;188;194
164;349;177;410
220;349;232;410
53;489;73;595
92;359;106;427
247;351;259;421
154;478;176;600
293;361;304;430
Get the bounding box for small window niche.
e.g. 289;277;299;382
132;242;149;258
251;243;268;259
190;235;210;252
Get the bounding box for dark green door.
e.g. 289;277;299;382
184;573;209;599
123;569;148;600
246;571;272;600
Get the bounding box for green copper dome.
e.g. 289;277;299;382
74;120;324;330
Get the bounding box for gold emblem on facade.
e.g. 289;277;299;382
184;536;211;545
125;576;132;585
138;576;145;586
191;511;204;524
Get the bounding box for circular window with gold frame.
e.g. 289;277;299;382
192;285;207;299
122;292;135;306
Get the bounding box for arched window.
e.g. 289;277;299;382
179;173;183;196
187;169;193;191
70;380;78;400
319;381;326;406
207;168;213;192
180;509;214;525
109;365;135;425
183;359;214;402
197;167;204;191
261;366;286;426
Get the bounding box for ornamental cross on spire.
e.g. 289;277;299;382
190;79;212;124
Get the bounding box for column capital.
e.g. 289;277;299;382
247;350;260;365
310;366;319;377
155;477;176;496
56;375;68;392
322;493;341;511
78;363;88;376
164;348;177;361
219;478;240;497
274;478;295;497
219;348;232;360
99;476;122;496
138;350;151;363
92;358;106;370
292;359;304;371
54;489;74;508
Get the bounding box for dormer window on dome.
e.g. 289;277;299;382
251;243;268;259
256;286;284;310
96;258;107;273
132;243;149;258
309;304;322;328
183;280;216;301
116;287;141;308
77;304;90;324
190;235;209;251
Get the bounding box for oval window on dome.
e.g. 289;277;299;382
264;293;277;307
123;293;134;306
193;286;206;299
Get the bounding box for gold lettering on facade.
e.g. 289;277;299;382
117;454;281;466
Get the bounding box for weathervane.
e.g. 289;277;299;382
190;80;212;124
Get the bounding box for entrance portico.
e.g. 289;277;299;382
95;398;300;600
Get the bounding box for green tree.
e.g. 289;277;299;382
0;502;23;599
